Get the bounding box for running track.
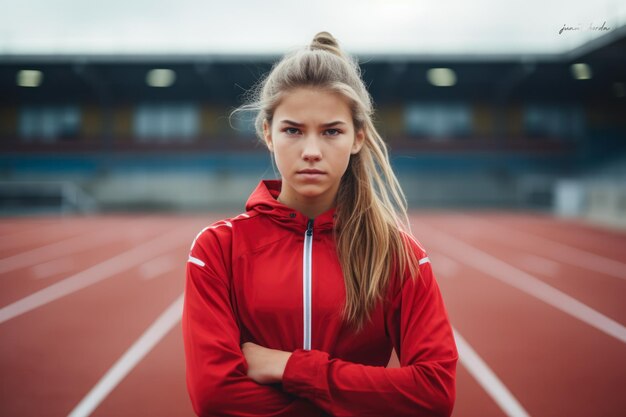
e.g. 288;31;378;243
0;212;624;416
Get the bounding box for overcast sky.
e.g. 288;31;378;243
0;0;624;55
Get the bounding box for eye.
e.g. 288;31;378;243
325;128;342;136
283;127;301;135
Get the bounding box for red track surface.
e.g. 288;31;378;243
1;211;624;416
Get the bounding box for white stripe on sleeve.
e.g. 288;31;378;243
187;256;206;267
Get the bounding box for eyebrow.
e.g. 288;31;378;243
279;119;347;127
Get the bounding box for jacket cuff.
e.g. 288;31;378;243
282;348;327;399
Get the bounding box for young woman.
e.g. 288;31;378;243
182;31;458;417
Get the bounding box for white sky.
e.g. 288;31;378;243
0;0;624;55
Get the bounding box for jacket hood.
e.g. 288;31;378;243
245;179;337;232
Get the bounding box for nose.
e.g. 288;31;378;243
301;136;322;161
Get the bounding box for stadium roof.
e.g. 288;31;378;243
1;0;625;57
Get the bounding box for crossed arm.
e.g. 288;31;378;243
241;341;291;385
239;258;458;417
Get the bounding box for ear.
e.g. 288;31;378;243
351;128;365;154
263;119;273;151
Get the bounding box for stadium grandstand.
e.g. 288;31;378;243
1;24;624;224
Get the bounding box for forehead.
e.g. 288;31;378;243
274;88;352;122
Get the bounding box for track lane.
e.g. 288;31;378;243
416;214;626;324
89;321;195;417
0;242;192;416
465;212;626;263
0;219;176;308
0;216;118;256
2;213;625;416
413;217;626;417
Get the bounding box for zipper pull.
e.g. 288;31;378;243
306;219;314;236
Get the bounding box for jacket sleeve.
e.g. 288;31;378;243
182;224;322;417
281;235;458;417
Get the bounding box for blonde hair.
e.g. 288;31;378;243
231;31;421;333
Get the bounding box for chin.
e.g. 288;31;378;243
294;184;327;198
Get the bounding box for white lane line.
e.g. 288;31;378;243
428;251;460;278
138;254;179;280
0;221;86;252
67;293;184;417
31;256;77;280
0;219;140;275
518;253;561;277
454;214;626;280
454;328;530;417
0;227;192;325
415;221;626;344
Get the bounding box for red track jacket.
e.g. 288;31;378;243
183;179;458;417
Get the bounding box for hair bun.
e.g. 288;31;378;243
312;31;339;48
310;31;344;57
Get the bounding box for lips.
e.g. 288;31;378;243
298;169;325;174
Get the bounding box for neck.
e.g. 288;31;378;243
277;194;334;220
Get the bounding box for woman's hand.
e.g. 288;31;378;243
241;342;292;384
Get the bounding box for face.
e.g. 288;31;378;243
263;87;365;207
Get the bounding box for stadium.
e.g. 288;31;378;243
0;3;625;416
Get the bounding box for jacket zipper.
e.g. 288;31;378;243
302;218;314;350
